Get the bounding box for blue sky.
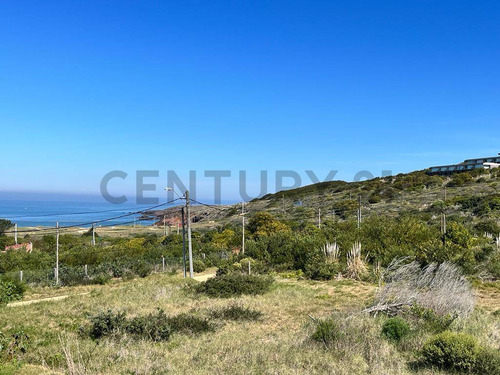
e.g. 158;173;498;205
1;0;499;202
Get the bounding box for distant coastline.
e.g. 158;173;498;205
0;199;161;227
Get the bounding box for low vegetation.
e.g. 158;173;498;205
195;273;274;298
0;277;26;305
381;317;410;342
421;331;500;374
209;304;263;321
86;308;214;342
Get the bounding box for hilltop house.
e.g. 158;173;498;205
428;153;500;175
3;242;33;253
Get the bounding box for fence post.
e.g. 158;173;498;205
162;257;165;272
84;264;88;277
248;261;251;275
202;253;206;260
20;270;23;282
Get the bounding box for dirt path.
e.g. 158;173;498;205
7;273;216;308
193;273;216;282
7;292;90;307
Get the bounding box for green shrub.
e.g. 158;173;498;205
304;253;341;280
216;264;231;277
121;269;135;281
475;347;500;375
132;260;152;278
87;309;212;342
421;332;479;372
368;194;382;204
312;319;344;347
381;317;410;342
0;278;26;305
195;273;273;298
193;259;207;273
209;304;263;321
486;252;500;280
447;172;473;187
125;309;171;341
92;273;111;285
88;310;126;340
411;305;456;333
166;313;214;335
59;265;92;286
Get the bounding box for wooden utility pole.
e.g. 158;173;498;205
181;207;187;278
56;222;60;285
185;191;194;278
441;187;447;236
357;195;362;229
241;202;246;255
14;223;18;245
441;186;447;245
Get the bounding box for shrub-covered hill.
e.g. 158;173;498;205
153;167;500;233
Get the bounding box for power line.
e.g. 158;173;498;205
2;199;182;234
3;206;147;219
6;216;165;237
188;198;228;212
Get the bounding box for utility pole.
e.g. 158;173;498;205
56;222;60;285
91;224;95;246
185;191;194;278
318;208;321;229
357;195;362;229
241;202;246;255
441;187;447;242
14;223;18;245
181;207;187;278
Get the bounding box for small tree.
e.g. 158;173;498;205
0;219;13;236
247;212;290;237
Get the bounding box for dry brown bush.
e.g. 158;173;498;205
366;260;475;318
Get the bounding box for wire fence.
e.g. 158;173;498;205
4;257;183;287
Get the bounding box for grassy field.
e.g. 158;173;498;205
1;272;499;375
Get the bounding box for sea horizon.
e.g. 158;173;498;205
0;194;239;228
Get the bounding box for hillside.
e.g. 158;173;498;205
149;168;500;232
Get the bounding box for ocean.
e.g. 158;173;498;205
0;199;172;228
